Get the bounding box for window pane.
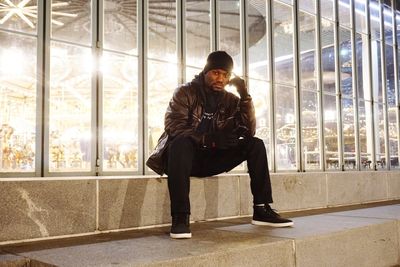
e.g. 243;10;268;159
49;42;92;172
102;52;138;172
385;44;395;107
248;0;268;80
388;106;399;168
299;0;315;14
374;104;387;169
275;85;296;170
276;0;292;5
338;0;351;28
342;97;356;169
104;0;137;54
370;0;381;40
299;12;317;91
250;79;272;168
324;93;339;170
220;0;242;74
302;90;321;170
186;0;210;68
383;0;394;45
147;60;178;157
51;0;91;45
396;7;400;46
321;19;336;94
186;66;201;83
339;27;353;98
358;100;373;170
355;0;368;34
371;40;383;103
321;0;334;21
148;0;177;61
0;32;37;172
0;0;38;34
273;1;294;85
355;33;371;100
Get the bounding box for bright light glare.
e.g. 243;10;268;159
0;49;24;76
325;110;336;121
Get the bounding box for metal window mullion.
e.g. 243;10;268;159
379;0;390;170
351;0;361;170
35;0;46;177
334;0;345;170
268;0;276;172
42;0;52;176
91;0;104;175
211;0;219;51
140;0;147;174
177;0;186;84
293;0;302;171
316;0;326;171
240;0;248;79
366;0;378;169
393;0;400;168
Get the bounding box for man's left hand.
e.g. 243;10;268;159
229;76;248;99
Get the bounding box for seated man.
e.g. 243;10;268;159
147;51;293;239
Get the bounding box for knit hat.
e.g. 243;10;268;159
203;51;234;74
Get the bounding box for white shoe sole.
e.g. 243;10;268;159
170;232;192;239
251;220;294;227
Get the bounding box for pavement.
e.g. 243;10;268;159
1;201;400;267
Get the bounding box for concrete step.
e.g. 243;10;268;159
1;204;400;267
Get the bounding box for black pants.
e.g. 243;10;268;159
165;135;273;215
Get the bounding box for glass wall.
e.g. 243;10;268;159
0;0;38;173
1;0;400;176
49;0;92;173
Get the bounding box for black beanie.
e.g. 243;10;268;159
203;51;234;74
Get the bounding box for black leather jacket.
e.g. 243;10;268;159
146;72;256;175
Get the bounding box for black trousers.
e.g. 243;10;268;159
165;135;273;215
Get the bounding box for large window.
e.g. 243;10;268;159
2;0;400;176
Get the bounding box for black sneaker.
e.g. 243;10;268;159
170;214;192;239
252;205;294;227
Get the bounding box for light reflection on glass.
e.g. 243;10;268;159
49;42;92;172
102;52;138;171
0;32;37;172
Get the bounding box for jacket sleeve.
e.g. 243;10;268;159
164;86;203;144
237;96;256;136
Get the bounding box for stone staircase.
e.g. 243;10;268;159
1;203;399;267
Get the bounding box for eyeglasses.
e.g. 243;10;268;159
210;70;231;79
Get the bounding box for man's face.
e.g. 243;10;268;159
204;69;231;91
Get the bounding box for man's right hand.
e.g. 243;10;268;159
202;132;239;149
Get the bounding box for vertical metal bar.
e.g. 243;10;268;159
42;0;51;176
94;0;103;175
393;0;400;168
36;0;46;176
334;0;345;170
316;0;326;171
268;0;276;172
366;0;377;169
240;0;248;79
379;0;390;170
293;0;303;171
351;0;361;170
177;0;186;84
140;0;148;174
211;0;219;51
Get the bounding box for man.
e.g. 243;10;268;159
147;51;293;239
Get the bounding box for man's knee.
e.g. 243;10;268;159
249;136;265;148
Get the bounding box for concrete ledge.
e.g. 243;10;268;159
0;171;399;243
0;181;96;243
2;205;399;267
